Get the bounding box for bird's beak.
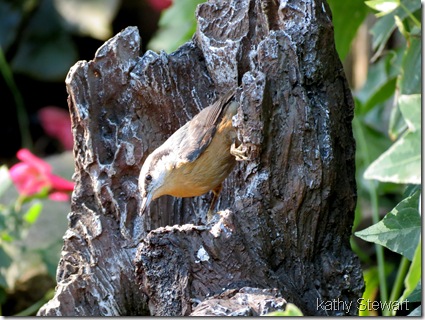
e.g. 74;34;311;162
140;191;153;216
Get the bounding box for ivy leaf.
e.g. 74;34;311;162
365;0;400;17
363;130;420;184
355;189;421;260
364;94;420;184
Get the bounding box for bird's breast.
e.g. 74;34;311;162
162;115;237;198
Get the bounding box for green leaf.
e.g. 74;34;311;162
399;241;421;302
394;15;409;39
363;130;420;184
389;41;421;139
355;49;402;115
266;303;303;316
365;0;400;17
406;280;421;302
327;0;369;60
399;36;421;95
364;93;420;184
23;202;42;225
358;264;395;316
399;94;421;132
355;189;421;260
359;267;379;316
147;0;204;53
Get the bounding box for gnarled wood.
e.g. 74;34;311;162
38;0;363;316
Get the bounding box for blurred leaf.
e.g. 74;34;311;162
394;15;409;39
365;0;400;17
353;104;400;197
355;189;421;260
369;0;421;55
355;49;402;115
23;201;42;225
0;246;12;288
0;165;12;197
39;241;64;278
359;267;379;316
327;0;369;60
0;1;23;51
406;280;421;302
266;303;303;316
389;35;420;139
11;0;77;81
364;94;420;184
399;241;421;302
399;36;421;95
399;94;421;132
148;0;204;53
388;101;406;140
53;0;120;40
354;124;392;187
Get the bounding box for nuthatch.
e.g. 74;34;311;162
138;90;247;220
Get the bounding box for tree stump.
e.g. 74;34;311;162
38;0;363;316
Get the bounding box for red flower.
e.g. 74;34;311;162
9;149;74;201
38;106;73;150
147;0;172;11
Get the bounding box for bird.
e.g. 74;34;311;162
138;89;247;221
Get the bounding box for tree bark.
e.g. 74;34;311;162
38;0;363;316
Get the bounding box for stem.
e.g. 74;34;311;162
353;117;388;310
370;181;390;315
389;256;410;316
0;47;32;149
399;2;421;28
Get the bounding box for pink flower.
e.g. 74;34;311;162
9;149;74;201
38;106;73;150
147;0;172;11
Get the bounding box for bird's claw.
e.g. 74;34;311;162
231;142;249;161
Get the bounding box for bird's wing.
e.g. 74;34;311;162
179;89;236;163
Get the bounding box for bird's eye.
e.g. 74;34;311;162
145;174;152;182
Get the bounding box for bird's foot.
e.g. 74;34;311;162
206;209;220;224
230;142;249;161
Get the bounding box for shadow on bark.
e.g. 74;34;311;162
38;0;363;316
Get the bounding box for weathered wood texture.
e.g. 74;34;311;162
38;0;363;316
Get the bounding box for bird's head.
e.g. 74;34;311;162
138;149;174;215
